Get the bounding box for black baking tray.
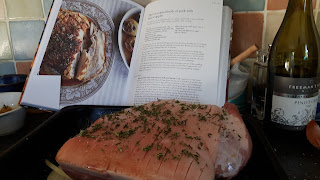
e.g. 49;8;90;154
0;105;288;180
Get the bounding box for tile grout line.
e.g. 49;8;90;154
41;0;45;18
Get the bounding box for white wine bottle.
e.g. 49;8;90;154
265;0;320;131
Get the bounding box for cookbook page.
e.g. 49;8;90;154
125;0;224;106
21;0;144;110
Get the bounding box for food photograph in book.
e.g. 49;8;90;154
38;0;142;105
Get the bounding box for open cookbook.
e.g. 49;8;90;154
20;0;232;110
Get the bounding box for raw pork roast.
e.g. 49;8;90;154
56;100;252;179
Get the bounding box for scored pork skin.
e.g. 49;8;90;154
56;100;252;179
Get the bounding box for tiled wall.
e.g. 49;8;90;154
227;0;320;64
0;0;320;75
0;0;53;75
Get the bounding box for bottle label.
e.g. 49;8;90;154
271;76;319;126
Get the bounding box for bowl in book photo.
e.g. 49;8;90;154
39;0;115;104
119;7;141;69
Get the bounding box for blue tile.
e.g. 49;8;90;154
224;0;265;12
0;62;16;75
43;0;54;18
10;21;45;60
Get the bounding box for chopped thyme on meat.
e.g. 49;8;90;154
157;153;163;160
142;144;153;151
76;100;230;166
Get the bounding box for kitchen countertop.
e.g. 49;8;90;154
262;123;320;180
242;113;320;180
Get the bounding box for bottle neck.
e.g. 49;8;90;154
287;0;313;13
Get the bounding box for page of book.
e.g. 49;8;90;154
21;0;144;110
125;0;225;106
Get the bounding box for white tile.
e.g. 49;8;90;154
0;1;5;19
264;12;285;49
5;0;43;19
10;21;45;60
0;22;12;60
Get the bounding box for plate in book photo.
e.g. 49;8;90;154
118;7;141;69
39;0;115;104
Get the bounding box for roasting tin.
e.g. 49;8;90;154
0;106;288;179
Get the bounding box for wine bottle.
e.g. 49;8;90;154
265;0;320;131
